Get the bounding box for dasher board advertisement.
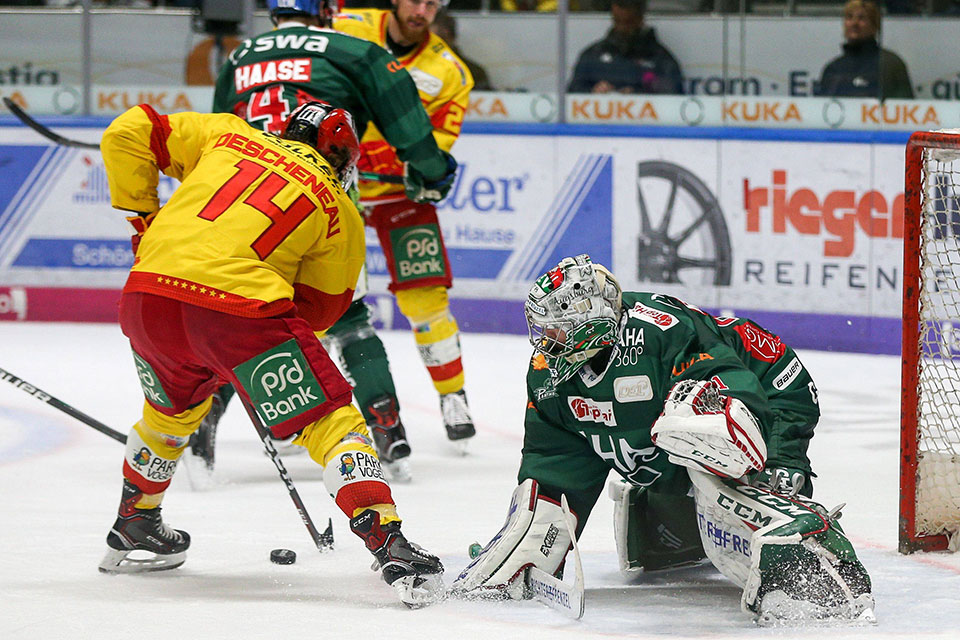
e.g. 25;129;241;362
0;122;914;353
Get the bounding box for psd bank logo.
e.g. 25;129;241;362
233;339;326;426
635;161;731;286
390;223;446;283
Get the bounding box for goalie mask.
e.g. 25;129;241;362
282;101;360;187
525;254;622;383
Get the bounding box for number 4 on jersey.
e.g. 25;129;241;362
198;158;314;259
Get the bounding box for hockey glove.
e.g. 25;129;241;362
126;211;158;256
403;151;457;203
651;379;766;479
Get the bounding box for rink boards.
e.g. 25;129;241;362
0;120;933;354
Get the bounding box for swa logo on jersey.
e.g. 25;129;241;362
568;396;617;426
233;340;327;426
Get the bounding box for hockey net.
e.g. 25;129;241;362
901;130;960;553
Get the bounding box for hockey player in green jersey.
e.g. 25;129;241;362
453;254;875;625
199;0;458;480
212;0;455;205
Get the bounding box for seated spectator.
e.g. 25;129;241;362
817;0;914;99
567;0;683;95
431;10;493;90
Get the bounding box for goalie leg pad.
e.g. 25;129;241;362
688;470;874;624
452;478;576;596
609;479;705;573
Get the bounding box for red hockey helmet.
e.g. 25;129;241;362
282;101;360;185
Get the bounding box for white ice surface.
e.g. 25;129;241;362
2;322;960;640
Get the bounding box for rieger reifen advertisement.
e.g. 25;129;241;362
0;125;909;351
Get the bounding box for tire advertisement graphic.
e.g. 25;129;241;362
635;161;731;286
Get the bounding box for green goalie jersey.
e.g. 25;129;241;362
520;291;820;523
212;24;448;179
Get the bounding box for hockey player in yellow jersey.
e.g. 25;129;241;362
97;102;445;606
333;0;477;459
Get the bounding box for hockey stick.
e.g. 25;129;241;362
525;494;585;620
2;97;101;150
3;97;404;184
236;394;334;552
0;365;128;444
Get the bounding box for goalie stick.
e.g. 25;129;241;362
1;97;402;183
0;364;127;443
526;495;585;620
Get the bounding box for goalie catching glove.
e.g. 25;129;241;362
651;379;766;479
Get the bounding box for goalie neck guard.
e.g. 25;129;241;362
525;254;622;384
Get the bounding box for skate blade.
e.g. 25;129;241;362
448;438;471;456
98;547;186;574
384;458;412;483
394;573;447;609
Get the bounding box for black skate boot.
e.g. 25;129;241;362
187;384;231;472
367;395;412;482
99;480;190;574
349;509;445;607
440;389;475;453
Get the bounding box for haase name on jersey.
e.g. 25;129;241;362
235;59;312;93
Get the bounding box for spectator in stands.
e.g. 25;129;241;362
432;10;493;90
817;0;914;99
567;0;683;95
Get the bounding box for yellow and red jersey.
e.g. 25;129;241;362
334;9;473;203
101;105;365;332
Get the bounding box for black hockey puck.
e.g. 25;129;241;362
270;548;296;565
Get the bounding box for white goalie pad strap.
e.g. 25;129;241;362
452;478;576;594
608;479;640;574
651;381;766;479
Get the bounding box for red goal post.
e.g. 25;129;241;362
900;129;960;553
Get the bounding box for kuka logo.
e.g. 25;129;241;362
744;169;904;257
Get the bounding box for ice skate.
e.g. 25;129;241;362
440;390;475;455
350;509;445;608
367;395;412;483
99;481;190;574
182;389;227;489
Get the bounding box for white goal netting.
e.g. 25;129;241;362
914;147;960;548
